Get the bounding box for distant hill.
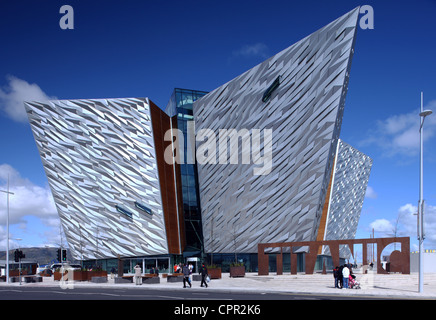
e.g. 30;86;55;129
0;247;78;265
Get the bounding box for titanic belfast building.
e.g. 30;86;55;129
25;8;372;272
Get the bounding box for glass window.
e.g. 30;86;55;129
186;165;194;176
130;259;143;273
182;186;189;204
157;258;169;274
115;205;133;219
144;259;156;273
177;119;185;132
176;91;183;108
187;174;195;188
188;187;197;203
181;174;188;187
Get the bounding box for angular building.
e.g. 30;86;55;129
25;7;371;272
194;8;360;254
25;98;186;264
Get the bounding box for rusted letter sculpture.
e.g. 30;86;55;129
258;237;410;275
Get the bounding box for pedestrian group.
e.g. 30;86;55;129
333;264;356;289
181;262;209;288
133;262;209;288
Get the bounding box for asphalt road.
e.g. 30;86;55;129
0;286;388;300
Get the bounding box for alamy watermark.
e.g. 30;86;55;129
59;5;74;30
359;5;374;30
164;121;273;176
58;5;374;31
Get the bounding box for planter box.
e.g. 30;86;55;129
230;266;245;277
86;271;108;281
72;271;88;281
23;276;42;283
115;276;133;284
39;270;52;277
208;268;222;279
91;276;107;283
142;276;160;284
54;271;66;281
192;274;202;281
9;270;27;277
167;275;183;282
54;270;108;281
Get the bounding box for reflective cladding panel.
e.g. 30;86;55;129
25;98;169;260
194;8;360;253
323;140;373;258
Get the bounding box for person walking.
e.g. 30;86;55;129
342;264;350;289
182;263;191;288
333;266;339;288
199;264;208;288
134;263;142;285
338;265;344;288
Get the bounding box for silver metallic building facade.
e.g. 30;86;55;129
25;98;180;260
325;140;373;242
320;139;373;258
194;8;361;253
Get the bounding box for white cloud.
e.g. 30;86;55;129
0;75;56;123
365;186;377;199
232;43;270;60
370;218;394;233
0;164;61;246
360;101;436;157
368;203;436;250
399;203;436;246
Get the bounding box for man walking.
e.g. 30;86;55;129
199;263;208;288
333;266;339;288
338;265;344;288
342;264;350;289
182;263;191;288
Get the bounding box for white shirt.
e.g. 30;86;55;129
342;266;350;278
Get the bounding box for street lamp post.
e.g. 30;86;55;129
418;92;432;293
0;176;14;284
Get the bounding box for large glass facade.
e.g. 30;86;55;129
165;88;208;255
83;256;171;274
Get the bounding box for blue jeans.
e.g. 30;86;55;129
343;277;349;289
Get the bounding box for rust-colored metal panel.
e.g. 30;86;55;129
316;163;335;247
171;115;186;252
150;101;185;254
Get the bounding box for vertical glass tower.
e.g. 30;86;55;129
165;88;208;255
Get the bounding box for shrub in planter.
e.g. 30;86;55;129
229;263;245;277
72;270;88;281
54;271;67;281
206;265;222;279
86;270;108;281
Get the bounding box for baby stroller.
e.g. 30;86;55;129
348;274;361;289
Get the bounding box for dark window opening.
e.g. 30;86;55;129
115;205;133;218
262;75;281;103
135;201;153;216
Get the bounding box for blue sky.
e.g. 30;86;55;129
0;0;435;255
